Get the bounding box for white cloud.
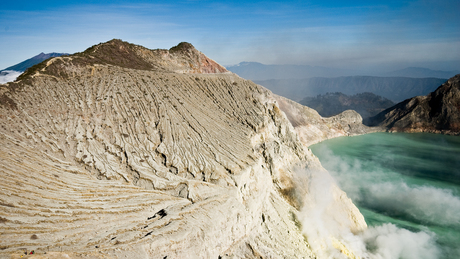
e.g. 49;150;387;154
313;145;460;228
0;70;22;84
294;167;441;259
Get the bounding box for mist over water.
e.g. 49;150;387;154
310;133;460;259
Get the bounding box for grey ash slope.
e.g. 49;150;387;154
0;39;366;258
368;74;460;135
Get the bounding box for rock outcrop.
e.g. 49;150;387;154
0;39;366;258
368;74;460;135
299;92;394;121
274;95;377;147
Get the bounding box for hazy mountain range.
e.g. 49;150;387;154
254;76;447;103
383;67;460;79
226;62;453;105
300;92;395;120
226;62;356;80
226;62;460;80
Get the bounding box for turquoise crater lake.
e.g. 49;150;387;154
310;132;460;259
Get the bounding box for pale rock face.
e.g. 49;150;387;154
0;40;367;258
274;95;377;147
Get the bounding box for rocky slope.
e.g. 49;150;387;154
0;39;367;258
368;74;460;135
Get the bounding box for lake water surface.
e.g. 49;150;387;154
310;132;460;259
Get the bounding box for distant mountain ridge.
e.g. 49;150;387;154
227;62;356;80
384;67;460;79
1;52;68;72
300;92;394;120
227;62;458;80
255;76;447;103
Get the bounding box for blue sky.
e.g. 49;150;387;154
1;0;459;72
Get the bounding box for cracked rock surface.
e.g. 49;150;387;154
0;40;365;258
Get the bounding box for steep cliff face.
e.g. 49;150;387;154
0;40;365;258
368;74;460;135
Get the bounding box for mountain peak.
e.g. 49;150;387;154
169;42;196;53
14;39;227;83
167;41;227;73
76;38;155;70
85;39;227;73
35;52;46;57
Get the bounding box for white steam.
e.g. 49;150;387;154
296;168;368;258
295;163;442;258
0;70;22;84
363;182;460;227
361;224;439;259
314;145;460;228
